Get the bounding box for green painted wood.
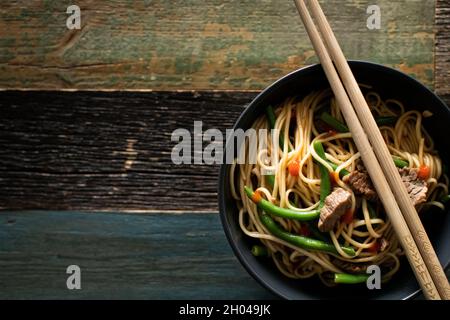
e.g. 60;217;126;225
1;211;447;299
0;211;275;299
0;0;436;90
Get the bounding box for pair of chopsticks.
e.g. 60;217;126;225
294;0;450;300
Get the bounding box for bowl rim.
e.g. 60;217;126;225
218;60;450;300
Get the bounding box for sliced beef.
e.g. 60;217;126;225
343;163;428;206
342;162;378;201
318;188;352;232
398;167;428;206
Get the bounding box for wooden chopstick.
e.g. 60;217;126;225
293;0;444;300
305;0;450;300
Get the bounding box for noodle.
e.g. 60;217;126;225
229;88;448;284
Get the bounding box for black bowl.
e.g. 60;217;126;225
218;61;450;300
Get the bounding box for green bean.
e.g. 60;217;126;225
251;245;269;257
318;113;407;169
320;112;349;133
313;141;331;208
244;186;320;221
367;202;378;219
335;156;406;174
375;116;397;126
441;194;450;204
313;140;349;177
260;214;356;256
393;157;408;168
316;150;404;176
327;161;350;177
265;105;276;129
324;154;407;175
306;221;329;242
266;105;291;151
303;140;331;238
315;146;404;176
321;112;397;133
265;174;275;188
334;273;369;284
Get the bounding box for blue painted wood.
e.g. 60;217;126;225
0;211;275;299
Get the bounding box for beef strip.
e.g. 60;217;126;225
318;187;352;232
343;163;428;206
398;167;428;206
342;162;378;201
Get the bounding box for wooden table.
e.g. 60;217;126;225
0;0;449;299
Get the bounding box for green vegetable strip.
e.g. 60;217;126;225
375;116;397;126
251;245;269;257
308;141;332;240
334;273;369;284
318;113;407;168
260;214;355;256
393;157;408;168
265;105;276;129
367;202;378;219
322;153;406;176
313;141;331;208
327;161;350;177
306;221;329;242
441;194;450;204
244;186;320;221
266;105;291;151
320;112;398;132
320;112;349;133
266;174;275;188
312;140;349;177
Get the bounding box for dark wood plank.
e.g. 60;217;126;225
0;0;436;90
436;0;450;98
0;91;255;212
0;211;275;299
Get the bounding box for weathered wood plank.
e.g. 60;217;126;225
0;211;275;299
0;91;255;211
0;0;435;90
436;0;450;97
1;211;448;299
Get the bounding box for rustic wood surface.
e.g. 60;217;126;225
0;91;254;212
0;0;436;90
436;0;450;101
0;211;274;299
0;0;449;299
